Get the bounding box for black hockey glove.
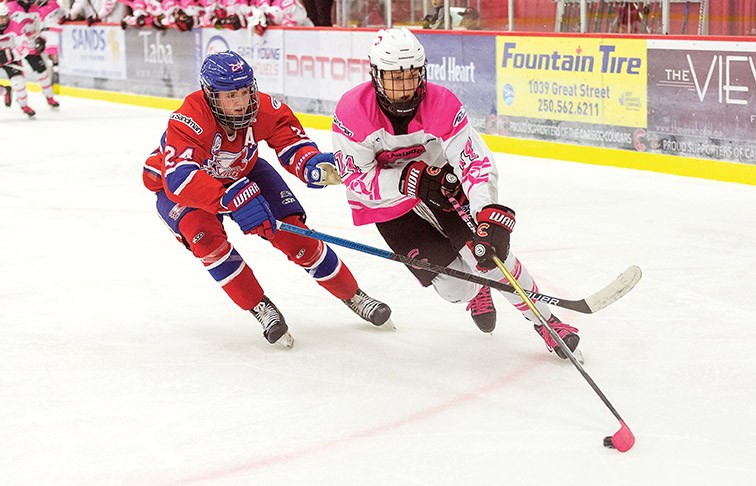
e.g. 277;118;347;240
472;204;516;270
398;161;466;211
34;37;46;55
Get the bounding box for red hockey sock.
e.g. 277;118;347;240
269;215;358;300
179;210;264;310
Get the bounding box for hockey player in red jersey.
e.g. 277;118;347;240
143;50;392;347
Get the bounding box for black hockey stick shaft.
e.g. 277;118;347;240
446;193;635;452
277;221;597;313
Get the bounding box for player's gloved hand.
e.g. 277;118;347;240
398;161;466;210
33;37;46;55
221;178;276;238
472;204;516;270
302;153;340;188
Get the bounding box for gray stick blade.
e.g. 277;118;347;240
583;265;642;313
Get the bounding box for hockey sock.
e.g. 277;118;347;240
179;210;264;310
459;245;553;321
269;215;359;300
10;75;28;107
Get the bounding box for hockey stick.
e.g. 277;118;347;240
445;192;636;452
276;221;640;314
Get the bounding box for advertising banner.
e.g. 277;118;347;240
647;39;756;164
59;25;126;79
282;30;375;103
418;33;496;131
496;37;647;128
200;29;285;94
124;28;198;98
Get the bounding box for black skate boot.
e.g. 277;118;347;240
250;296;293;347
3;86;11;107
343;289;393;327
534;315;580;360
466;286;496;333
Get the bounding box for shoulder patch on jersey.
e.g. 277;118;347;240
170;112;203;135
333;114;354;138
453;107;467;127
271;97;281;109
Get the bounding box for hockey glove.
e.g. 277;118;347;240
221;178;276;238
302;153;342;188
34;37;46;55
398;161;466;211
472;204;516;270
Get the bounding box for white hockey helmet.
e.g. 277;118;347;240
369;28;427;116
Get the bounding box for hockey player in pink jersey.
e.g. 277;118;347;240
1;1;34;116
314;28;581;359
6;0;60;109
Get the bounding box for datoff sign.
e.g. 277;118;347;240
282;30;375;102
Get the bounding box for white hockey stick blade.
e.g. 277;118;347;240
583;265;642;313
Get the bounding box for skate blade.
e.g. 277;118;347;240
276;332;295;349
378;318;396;330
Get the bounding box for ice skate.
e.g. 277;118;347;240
466;286;496;333
46;97;60;109
21;105;35;118
534;316;581;362
251;296;293;348
3;86;11;107
343;288;394;328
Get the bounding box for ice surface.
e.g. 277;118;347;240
1;93;755;485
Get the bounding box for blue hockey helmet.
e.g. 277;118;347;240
199;51;259;130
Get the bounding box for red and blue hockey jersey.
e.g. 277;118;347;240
143;90;320;213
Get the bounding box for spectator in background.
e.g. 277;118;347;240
301;0;331;26
63;0;125;25
249;0;313;35
422;0;479;30
609;2;645;33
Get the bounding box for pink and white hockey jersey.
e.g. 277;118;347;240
1;17;29;67
331;81;499;226
36;1;63;57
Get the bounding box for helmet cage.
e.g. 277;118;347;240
370;64;427;116
202;80;260;131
